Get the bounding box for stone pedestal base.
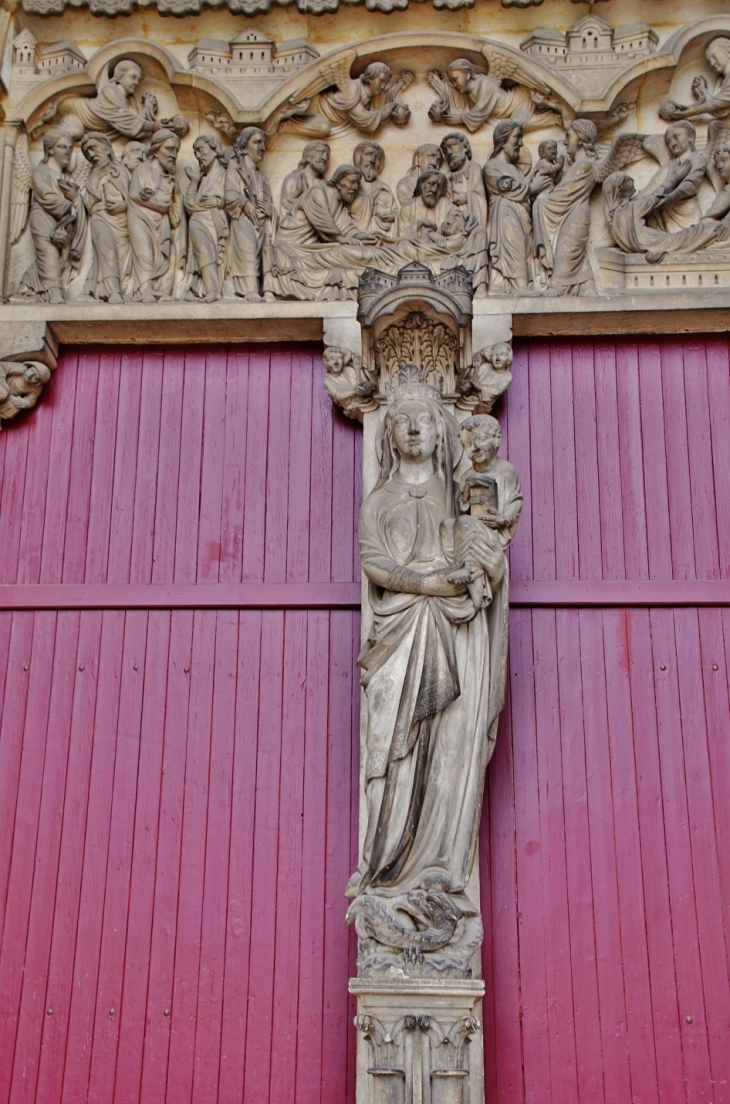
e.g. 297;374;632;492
595;246;730;291
349;978;485;1104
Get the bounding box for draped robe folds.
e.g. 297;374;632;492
268;181;393;300
57;82;153;141
533;157;597;293
351;178;398;239
454;75;538;133
128;159;183;299
356;472;512;897
641;151;707;233
82;164;132;300
396;194;489;290
291;79;389;137
484;157;534;289
184;161;228;291
607;188;729;256
224;155;276;295
446;159;488;227
19;162;86;298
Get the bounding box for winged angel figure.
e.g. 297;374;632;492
11;130;91;303
533;120;646;296
427;45;570;134
261;52;415;139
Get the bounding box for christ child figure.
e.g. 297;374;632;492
445;414;523;607
529;138;564;198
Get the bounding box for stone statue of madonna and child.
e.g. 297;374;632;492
346;364;522;978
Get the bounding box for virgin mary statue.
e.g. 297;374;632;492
346;365;521;974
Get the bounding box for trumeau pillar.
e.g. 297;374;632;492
325;264;522;1104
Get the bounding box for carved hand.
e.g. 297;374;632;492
692;75;709;103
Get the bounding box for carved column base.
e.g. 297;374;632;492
350;978;485;1104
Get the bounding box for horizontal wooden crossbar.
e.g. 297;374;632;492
1;580;730;611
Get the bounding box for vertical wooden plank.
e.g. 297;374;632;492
34;613;104;1104
285;350;314;583
295;611;330;1102
330;405;357;584
264;349;292;583
8;612;79;1104
39;354;79;584
682;339;721;580
62;352;101;583
218;610;262;1104
150;349;185;585
0;414;31;583
61;611;125;1104
484;615;523;1104
706;337;730;577
85;349;123;583
660;342;696;580
196;347;228;583
130;350;165;585
270;611;308;1101
626;608;687;1104
530;608;579;1103
242;611;285;1104
593;341;627;580
14;371;57;583
615;340;650;580
650;608;712;1100
550;340;579;579
165;610;217;1104
321;610;357;1104
308;355;334;583
112;612;171;1104
0;613;57;1103
571;338;603;579
138;610;193;1104
218;349;248;585
510;606;551;1104
501;343;532;583
190;609;238;1103
578;609;631;1104
241;349;271;583
527;343;556;580
555;610;604;1103
673;608;730;1096
174;350;207;584
107;353;144;584
601;609;661;1104
0;614;35;927
638;342;672;580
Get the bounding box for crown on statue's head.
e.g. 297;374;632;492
387;363;443;407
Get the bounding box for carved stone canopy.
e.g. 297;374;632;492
358;263;473;397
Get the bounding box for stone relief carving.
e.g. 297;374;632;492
345;363;522;979
19;0;520;13
456;342;513;411
355;1010;480;1100
323;346;378;421
0;361;52;428
375;311;459;392
263;56;415;139
7;20;730;306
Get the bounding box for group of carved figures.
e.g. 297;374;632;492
12;38;730;302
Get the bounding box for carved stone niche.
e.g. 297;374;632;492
358;262;474;401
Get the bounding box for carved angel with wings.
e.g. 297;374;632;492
263;54;415;139
11;129;90;303
427;49;569;134
533;119;646;296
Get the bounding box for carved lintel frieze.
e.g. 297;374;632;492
0;320;57;429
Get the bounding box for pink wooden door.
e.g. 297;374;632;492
1;336;729;1103
0;345;361;1104
483;336;730;1104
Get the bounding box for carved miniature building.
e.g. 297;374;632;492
0;0;729;1102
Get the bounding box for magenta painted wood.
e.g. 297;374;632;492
1;339;730;1104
